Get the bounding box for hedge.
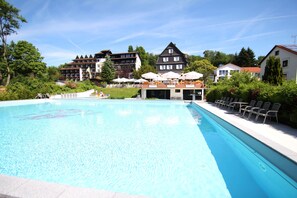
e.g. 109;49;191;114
206;80;297;128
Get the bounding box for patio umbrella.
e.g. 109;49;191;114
180;71;203;80
127;78;136;83
120;77;129;83
134;78;148;83
112;77;129;83
112;77;123;83
141;72;159;80
161;71;181;79
153;75;167;82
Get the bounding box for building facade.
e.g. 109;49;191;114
155;42;188;74
60;55;97;81
60;50;141;81
214;63;241;82
260;45;297;83
110;52;141;78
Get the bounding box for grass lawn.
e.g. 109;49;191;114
96;87;140;99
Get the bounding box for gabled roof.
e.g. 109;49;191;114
241;67;261;73
217;63;241;70
156;42;187;65
259;44;297;65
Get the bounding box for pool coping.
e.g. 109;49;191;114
0;174;149;198
195;102;297;163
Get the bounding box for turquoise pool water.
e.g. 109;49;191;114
0;99;296;197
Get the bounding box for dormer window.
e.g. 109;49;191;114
168;49;173;54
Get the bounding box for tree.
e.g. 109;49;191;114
233;47;256;67
0;0;26;86
47;66;60;82
257;56;265;65
147;53;157;68
187;55;203;65
184;59;217;83
135;46;149;66
101;55;115;83
128;45;134;52
9;41;46;78
203;50;234;66
262;56;283;85
133;64;156;79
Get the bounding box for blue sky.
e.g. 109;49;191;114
7;0;297;66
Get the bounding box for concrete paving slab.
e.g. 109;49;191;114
8;179;67;198
114;193;150;198
0;175;28;194
58;186;115;198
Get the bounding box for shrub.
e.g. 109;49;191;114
206;77;297;128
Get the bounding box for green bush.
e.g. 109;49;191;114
206;80;297;128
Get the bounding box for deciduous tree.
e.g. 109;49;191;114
0;0;26;86
9;41;46;78
184;59;216;83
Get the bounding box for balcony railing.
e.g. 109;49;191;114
141;81;204;89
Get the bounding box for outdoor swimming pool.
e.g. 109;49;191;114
0;99;296;197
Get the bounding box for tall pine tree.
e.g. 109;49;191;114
233;47;256;67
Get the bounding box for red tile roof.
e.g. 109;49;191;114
241;67;261;73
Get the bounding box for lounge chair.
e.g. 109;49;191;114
221;98;234;108
242;100;263;117
227;98;243;111
255;103;281;123
43;93;50;98
248;102;271;120
35;93;43;99
215;97;225;106
240;100;256;114
216;97;227;107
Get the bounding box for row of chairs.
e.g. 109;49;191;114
215;97;281;123
215;97;243;111
240;100;281;123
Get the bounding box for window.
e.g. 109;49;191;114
275;50;279;56
176;64;183;69
174;56;180;61
160;65;166;70
175;89;180;93
166;65;173;70
163;57;169;62
219;70;228;76
168;49;173;54
283;60;288;67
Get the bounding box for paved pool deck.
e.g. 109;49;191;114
1;100;297;198
195;102;297;163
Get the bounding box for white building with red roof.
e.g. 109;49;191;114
260;45;297;83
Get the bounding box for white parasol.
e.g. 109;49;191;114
141;72;159;80
180;71;203;80
153;75;167;81
134;78;148;83
161;71;181;79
